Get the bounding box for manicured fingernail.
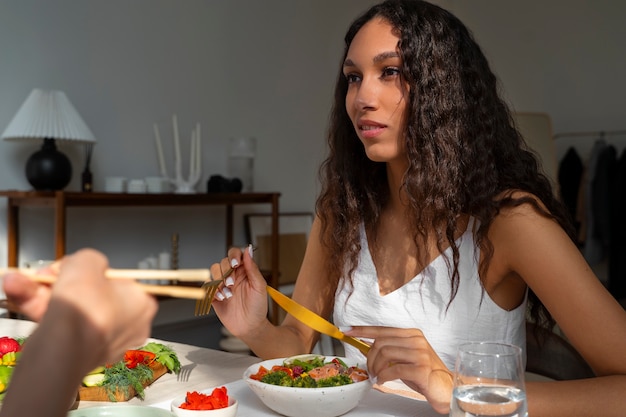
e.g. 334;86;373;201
230;258;239;268
248;244;254;259
369;375;378;385
222;287;233;299
339;326;353;333
215;291;225;301
225;276;235;287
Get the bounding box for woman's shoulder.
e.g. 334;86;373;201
493;189;551;217
488;189;570;259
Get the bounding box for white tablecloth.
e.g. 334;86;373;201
0;318;443;416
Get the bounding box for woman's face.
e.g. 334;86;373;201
343;17;408;164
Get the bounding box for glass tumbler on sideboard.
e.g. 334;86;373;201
228;137;256;192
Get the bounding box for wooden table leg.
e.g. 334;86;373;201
6;199;19;268
54;191;66;259
226;204;233;249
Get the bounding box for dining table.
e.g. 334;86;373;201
0;318;444;416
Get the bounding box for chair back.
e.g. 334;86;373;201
525;321;595;380
245;212;313;286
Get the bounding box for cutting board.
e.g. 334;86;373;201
77;362;169;402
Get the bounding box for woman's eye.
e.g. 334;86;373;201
344;73;361;84
381;67;400;78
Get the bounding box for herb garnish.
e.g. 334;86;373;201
102;361;154;400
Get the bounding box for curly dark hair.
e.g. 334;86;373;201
315;0;574;329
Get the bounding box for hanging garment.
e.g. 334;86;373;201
609;149;626;299
558;147;583;233
582;140;617;264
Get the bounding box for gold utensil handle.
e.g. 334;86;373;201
266;285;370;355
341;334;371;355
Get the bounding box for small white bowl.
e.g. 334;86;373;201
243;355;372;417
170;394;237;417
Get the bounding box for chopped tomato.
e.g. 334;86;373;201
124;350;156;369
250;365;270;381
269;365;294;378
250;364;296;381
180;387;229;410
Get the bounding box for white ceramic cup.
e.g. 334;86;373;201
104;177;127;193
145;177;171;193
127;179;147;193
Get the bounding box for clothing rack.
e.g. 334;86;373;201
553;129;626;140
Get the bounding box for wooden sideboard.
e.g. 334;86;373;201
0;190;283;323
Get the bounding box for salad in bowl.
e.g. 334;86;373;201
243;355;371;417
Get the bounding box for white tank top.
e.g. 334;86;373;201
333;219;526;370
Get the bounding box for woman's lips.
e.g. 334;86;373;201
358;121;386;139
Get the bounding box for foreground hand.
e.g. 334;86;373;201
0;249;158;417
3;249;158;365
51;249;158;364
345;326;454;415
2;269;52;321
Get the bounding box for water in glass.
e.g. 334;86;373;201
450;384;527;417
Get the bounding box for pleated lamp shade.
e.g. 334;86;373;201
1;89;97;191
1;89;96;143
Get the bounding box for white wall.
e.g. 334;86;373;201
442;0;626;160
0;0;623;268
0;0;377;267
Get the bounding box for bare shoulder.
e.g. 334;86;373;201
488;191;626;376
489;190;562;244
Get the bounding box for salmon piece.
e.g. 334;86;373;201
308;363;341;381
348;367;369;382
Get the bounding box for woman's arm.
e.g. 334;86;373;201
0;249;158;417
489;199;626;417
211;217;337;359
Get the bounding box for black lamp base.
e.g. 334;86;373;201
26;138;72;191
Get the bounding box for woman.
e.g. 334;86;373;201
211;1;626;415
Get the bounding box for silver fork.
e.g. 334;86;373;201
177;363;197;382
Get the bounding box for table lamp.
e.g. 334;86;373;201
1;89;96;191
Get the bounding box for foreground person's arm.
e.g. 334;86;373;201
0;249;158;417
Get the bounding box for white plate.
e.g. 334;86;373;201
68;405;175;417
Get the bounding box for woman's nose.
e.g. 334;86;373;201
354;79;378;110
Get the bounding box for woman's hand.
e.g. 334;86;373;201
210;245;272;339
345;326;454;415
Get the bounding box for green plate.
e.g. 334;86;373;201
67;405;174;417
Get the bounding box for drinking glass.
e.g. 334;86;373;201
449;342;527;417
228;137;256;192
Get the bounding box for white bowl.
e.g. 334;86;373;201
170;394;237;417
243;355;372;417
